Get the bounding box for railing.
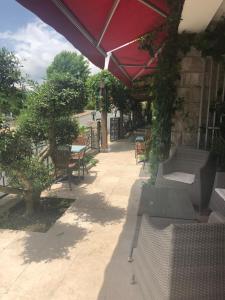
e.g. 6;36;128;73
84;125;101;151
0;171;7;199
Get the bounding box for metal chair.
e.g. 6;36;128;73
71;148;88;178
135;138;146;165
52;146;77;189
73;132;90;148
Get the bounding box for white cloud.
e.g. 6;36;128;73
0;19;100;81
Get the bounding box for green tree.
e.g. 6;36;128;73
47;51;90;112
0;126;52;215
0;47;25;116
0;73;80;215
47;51;90;81
18;73;80;161
86;70;130;112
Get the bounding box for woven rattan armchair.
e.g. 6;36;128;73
209;172;225;216
128;185;197;261
132;214;225;300
156;146;216;210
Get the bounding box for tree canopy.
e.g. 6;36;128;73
0;47;25;116
47;51;90;112
47;51;90;82
18;73;80;151
86;70;130;113
0;60;81;214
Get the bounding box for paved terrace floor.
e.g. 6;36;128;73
0;139;148;300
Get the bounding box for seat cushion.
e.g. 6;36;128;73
208;211;225;223
215;188;225;201
163;172;195;184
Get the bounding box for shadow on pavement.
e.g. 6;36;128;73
21;222;88;264
21;175;126;264
97;179;145;300
69;191;126;226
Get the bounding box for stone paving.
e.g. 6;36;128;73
0;139;148;300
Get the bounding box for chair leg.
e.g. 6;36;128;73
67;169;72;190
85;164;89;174
82;160;85;178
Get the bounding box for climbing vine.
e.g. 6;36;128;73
139;0;184;182
139;0;225;182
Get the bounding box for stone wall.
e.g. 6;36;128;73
172;48;204;147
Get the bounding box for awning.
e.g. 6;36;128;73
16;0;170;85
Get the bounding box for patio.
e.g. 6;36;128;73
1;0;225;299
0;139;146;300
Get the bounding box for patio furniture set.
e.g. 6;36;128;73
130;146;225;299
134;128;151;164
53;135;89;189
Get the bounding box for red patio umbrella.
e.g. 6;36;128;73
16;0;170;85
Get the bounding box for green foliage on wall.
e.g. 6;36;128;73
140;2;225;183
140;0;184;182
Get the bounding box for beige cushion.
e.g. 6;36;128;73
208;211;225;223
215;188;225;201
163;172;195;184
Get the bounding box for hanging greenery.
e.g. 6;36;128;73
86;70;131;113
139;0;225;183
139;0;184;182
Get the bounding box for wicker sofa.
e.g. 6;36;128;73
156;146;216;210
128;185;197;261
131;185;225;300
132;214;225;300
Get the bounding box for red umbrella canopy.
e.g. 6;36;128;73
16;0;170;85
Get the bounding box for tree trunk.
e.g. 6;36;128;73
48;125;57;168
16;171;41;216
101;110;108;151
24;190;41;216
120;110;124;138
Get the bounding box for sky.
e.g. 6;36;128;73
0;0;100;82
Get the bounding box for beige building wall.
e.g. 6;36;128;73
172;48;224;149
172;48;204;147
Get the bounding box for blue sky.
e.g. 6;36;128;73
0;1;34;32
0;0;99;81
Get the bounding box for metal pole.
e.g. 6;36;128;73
212;63;220;145
205;58;213;150
197;58;206;149
97;0;121;46
222;70;225;103
90;127;93;149
97;120;101;152
100;82;108;151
